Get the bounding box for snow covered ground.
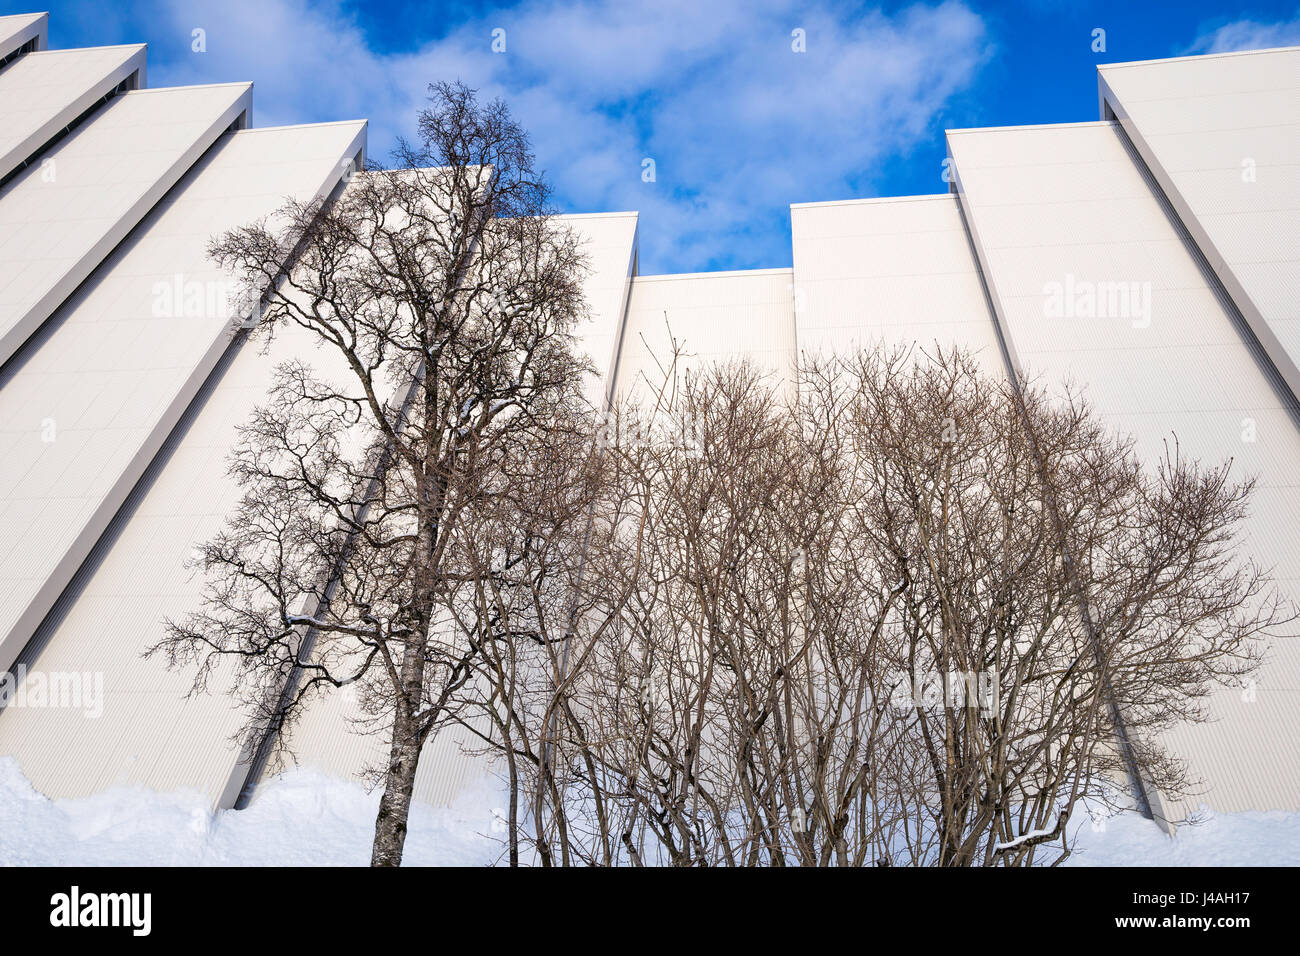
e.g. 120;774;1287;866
0;757;504;866
2;756;1297;866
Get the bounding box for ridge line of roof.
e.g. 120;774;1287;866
634;267;792;282
123;81;252;94
1098;45;1300;70
790;194;952;210
555;210;639;220
947;120;1115;136
232;119;367;134
21;42;146;54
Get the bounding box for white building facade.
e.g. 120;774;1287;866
0;10;1297;833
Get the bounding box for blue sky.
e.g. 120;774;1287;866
6;0;1300;273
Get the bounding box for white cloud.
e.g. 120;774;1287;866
109;0;992;272
1184;10;1300;54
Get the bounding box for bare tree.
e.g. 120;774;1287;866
150;82;597;866
828;347;1289;864
477;346;1289;865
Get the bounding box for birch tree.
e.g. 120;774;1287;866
151;82;596;866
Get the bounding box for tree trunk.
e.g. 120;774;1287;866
371;703;422;866
371;631;429;866
371;461;439;867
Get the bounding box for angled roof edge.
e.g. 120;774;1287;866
791;194;953;210
0;43;149;181
555;209;639;220
946;119;1115;137
1098;44;1300;70
634;267;793;282
0;119;369;680
0;11;48;60
0;81;255;369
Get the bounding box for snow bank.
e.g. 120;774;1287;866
2;756;1297;865
1065;805;1300;866
0;757;505;866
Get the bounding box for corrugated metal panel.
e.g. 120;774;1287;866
559;211;638;409
270;687;492;810
1099;48;1300;403
0;331;299;801
0;44;147;180
948;119;1300;822
0;122;368;803
0;83;253;366
0;12;47;61
790;195;1003;373
0;120;367;679
613;268;796;405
